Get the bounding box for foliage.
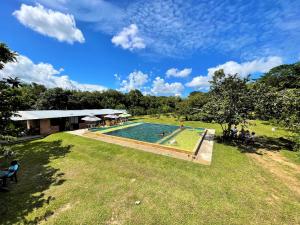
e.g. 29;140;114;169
0;43;17;69
0;43;20;137
255;62;300;150
175;92;210;120
0;81;23;136
0;42;299;150
200;69;253;137
12;84;181;116
36;88;72;110
259;62;300;90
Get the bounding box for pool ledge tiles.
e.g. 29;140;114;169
195;129;215;165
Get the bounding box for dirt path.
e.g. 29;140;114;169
247;149;300;196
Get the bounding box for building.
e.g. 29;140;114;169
11;109;126;135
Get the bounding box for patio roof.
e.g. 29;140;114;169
11;109;126;121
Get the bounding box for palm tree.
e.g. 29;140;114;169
5;76;22;88
0;43;17;70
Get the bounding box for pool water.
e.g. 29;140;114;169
105;123;179;143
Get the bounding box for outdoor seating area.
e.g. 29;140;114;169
83;113;132;128
10;110;131;135
227;126;256;145
0;160;19;191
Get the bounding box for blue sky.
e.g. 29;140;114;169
0;0;299;96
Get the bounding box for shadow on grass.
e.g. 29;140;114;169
0;140;72;225
215;135;294;154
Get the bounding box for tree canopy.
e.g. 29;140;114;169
0;43;17;69
200;70;253;137
0;42;299;150
0;44;19;136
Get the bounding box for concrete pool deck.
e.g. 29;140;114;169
196;129;215;165
68;128;215;165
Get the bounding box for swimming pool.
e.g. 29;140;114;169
105;122;179;143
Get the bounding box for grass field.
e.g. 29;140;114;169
1;116;299;224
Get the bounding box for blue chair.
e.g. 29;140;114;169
0;160;20;187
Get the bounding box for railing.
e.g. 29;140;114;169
193;129;208;156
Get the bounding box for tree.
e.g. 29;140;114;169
254;63;300;150
259;62;300;90
0;81;21;135
0;43;19;136
201;69;253;138
4;76;22;88
0;43;17;69
185;92;210;120
36;88;72;110
126;89;143;107
18;83;47;109
175;100;190;120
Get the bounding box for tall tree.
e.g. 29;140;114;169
5;76;22;88
0;43;19;136
0;43;17;69
254;62;300;150
201;69;253;138
258;62;300;90
36;88;72;110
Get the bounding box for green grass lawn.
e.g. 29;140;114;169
1;117;300;224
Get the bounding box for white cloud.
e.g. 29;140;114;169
13;4;85;44
119;70;148;92
114;73;121;81
0;55;106;92
118;71;185;96
37;0;126;34
112;24;145;51
185;76;210;90
34;0;300;59
151;77;184;96
186;56;283;90
207;56;283;77
166;68;192;78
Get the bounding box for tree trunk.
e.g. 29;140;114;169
222;123;232;139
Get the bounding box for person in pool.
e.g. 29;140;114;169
159;131;165;137
180;121;184;129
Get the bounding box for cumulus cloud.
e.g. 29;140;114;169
0;55;106;92
119;70;148;92
166;68;192;78
151;77;184;96
207;56;283;78
111;24;145;51
185;76;210;90
13;4;85;44
186;56;283;90
37;0;126;34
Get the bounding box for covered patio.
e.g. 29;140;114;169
11;109;126;135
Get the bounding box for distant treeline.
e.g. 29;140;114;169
1;58;299;150
2;61;300;120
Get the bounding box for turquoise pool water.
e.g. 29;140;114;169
89;122;135;132
105;123;179;143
